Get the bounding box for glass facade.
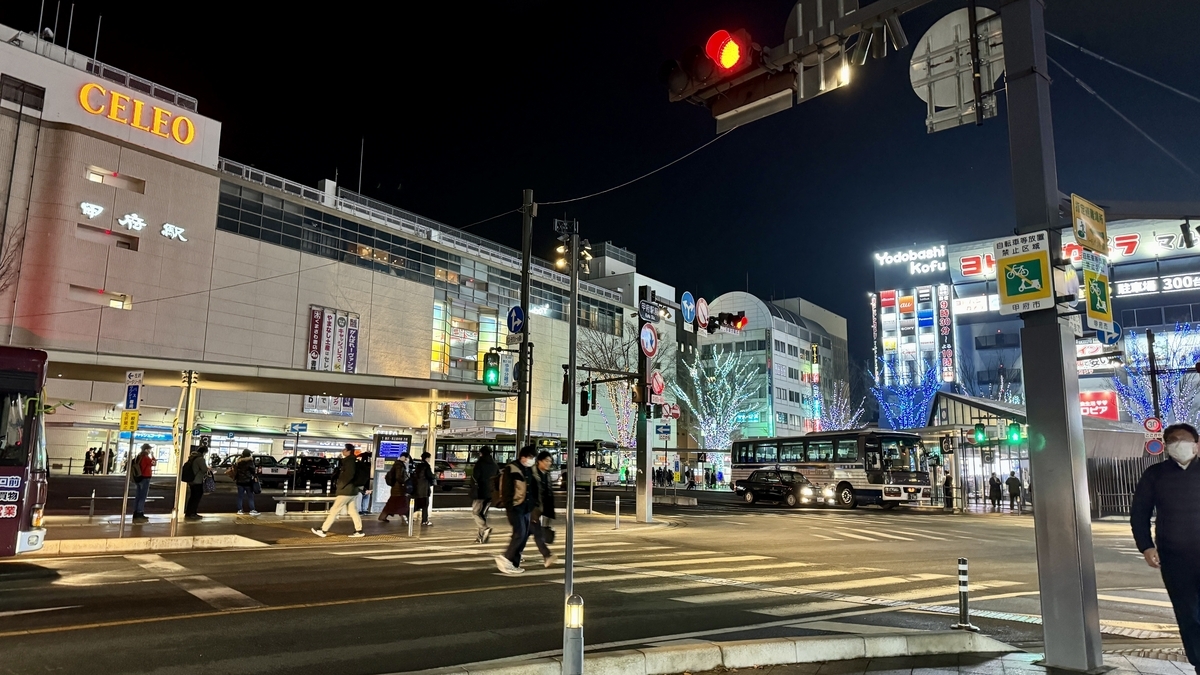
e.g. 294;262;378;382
216;181;624;337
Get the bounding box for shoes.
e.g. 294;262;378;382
249;510;260;516
544;554;558;568
349;531;365;538
504;566;525;575
481;526;493;543
494;555;513;573
311;528;327;538
379;514;390;522
422;521;433;526
401;516;409;524
132;515;149;523
236;510;244;515
184;515;203;521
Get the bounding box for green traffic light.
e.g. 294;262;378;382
973;423;986;444
483;353;500;386
1007;423;1021;444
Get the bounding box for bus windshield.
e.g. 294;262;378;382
0;394;34;467
880;436;927;473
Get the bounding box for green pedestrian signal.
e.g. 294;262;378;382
973;423;987;444
483;352;500;386
1007;422;1022;444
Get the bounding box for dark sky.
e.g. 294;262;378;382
4;1;1198;365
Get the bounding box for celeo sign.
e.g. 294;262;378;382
874;245;948;275
78;83;196;146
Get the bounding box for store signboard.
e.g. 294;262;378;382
937;285;956;382
898;296;915;314
873;243;950;290
1079;391;1119;421
1113;272;1200;297
304;304;360;417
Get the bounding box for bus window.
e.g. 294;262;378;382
753;442;778;464
0;395;29;466
835;439;858;462
880;437;925;472
805;440;833;462
779;441;804;463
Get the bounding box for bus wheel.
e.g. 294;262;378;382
881;501;898;510
836;484;857;509
784;493;799;508
744;490;756;505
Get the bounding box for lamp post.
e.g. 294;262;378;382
555;220;590;675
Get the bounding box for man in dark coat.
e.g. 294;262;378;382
470;446;499;543
494;445;538;575
411;452;437;526
311;444;364;538
1004;471;1022;510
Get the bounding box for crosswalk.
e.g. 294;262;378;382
684;511;1026;543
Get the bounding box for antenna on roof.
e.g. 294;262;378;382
51;1;60;46
35;0;45;54
92;14;100;63
63;4;74;63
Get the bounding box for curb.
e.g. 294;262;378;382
29;535;269;556
398;630;1019;675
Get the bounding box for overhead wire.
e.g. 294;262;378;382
458;208;519;231
1047;32;1200;107
1046;55;1200;183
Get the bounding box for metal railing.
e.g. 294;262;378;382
217;158;625;304
1087;456;1159;518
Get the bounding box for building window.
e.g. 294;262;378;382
788;367;799;380
789;414;804;427
85;165;146;194
787;344;799;357
0;74;45;111
776;387;787;401
776;412;788;425
68;284;131;310
775;340;786;353
788;390;801;403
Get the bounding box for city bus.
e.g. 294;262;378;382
731;429;932;509
0;347;48;557
434;434;563;486
568;439;626;487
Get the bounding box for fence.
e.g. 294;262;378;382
1086;456;1160;518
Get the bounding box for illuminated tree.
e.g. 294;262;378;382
578;321;673;447
871;355;942;430
1112;322;1200;426
669;350;758;450
817;380;866;431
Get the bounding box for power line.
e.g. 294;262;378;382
14;260;342;321
540;129;736;206
1047;55;1200;182
459;208;519;231
1047;32;1200;107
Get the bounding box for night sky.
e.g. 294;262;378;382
3;1;1198;366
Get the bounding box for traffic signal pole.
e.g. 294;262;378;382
516;190;534;446
562;226;583;675
1002;0;1102;670
635;284;652;523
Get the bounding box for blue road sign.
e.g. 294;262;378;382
289;422;308;433
1096;322;1122;346
507;305;525;333
655;424;671;435
1146;438;1164;456
680;292;696;324
124;385;140;411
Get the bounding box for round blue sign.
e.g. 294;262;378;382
639;323;659;358
1146;438;1164;456
1097;322;1122;346
680;291;696;324
507;306;525;333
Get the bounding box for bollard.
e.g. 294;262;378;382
951;557;979;632
325;480;331;494
88;489;96;518
304;480;312;513
614;495;620;530
588;479;594;515
407;498;415;537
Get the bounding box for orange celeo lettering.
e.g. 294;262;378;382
170;115;195;145
129;100;152;132
78;83;106;114
106;90;131;123
150;107;173;138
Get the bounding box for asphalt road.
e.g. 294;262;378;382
5;499;1177;675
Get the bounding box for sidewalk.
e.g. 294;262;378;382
685;651;1194;675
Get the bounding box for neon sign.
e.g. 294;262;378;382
78;83;196;146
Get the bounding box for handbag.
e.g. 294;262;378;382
253;480;262;494
542;517;556;544
203;473;216;494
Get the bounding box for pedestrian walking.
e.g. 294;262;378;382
131;444;155;523
230;450;260;516
378;453;410;523
311;444;365;538
1131;422;1200;674
411;452;436;526
1005;471;1021;511
469;446;499;543
942;473;954;509
716;469;723;485
528;450;558;568
354;450;373;515
494;445;538;575
94;449;106;475
84;448;96;475
181;446;208;520
988;472;1002;510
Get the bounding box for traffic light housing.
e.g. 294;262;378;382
707;311;749;334
483;352;500;387
1007;422;1021;444
631;382;645;404
663;29;756;102
441;405;451;430
973;423;986;444
580;387;590;416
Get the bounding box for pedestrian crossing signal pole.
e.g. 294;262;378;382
556;220;585;675
635;284;652;524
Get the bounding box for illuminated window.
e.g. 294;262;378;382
84;165;145;193
67;284;131;310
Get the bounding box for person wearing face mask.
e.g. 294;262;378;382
494;445;539;575
1131;422;1200;674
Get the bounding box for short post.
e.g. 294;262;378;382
588;478;594;515
564;594;585;675
304;480;312;513
324;480;330;495
407;498;415;537
88;489;96;518
614;495;620;530
951;557;979;632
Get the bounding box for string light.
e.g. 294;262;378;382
1112;322;1200;426
871;355;941;430
817;381;866;431
669;350;759;450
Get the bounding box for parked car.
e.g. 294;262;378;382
434;460;466;491
734;469;834;507
277;456;336;489
253;455;288;488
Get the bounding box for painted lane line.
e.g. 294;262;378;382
610;555;772;569
672;590;792;604
693;562;821;575
879;581;1023;602
1097;594;1175;609
809;533;839;541
731;567;886;583
615;581;715;594
125;554;263;611
839;527;913;541
829;530;878;541
797;573;949;592
752;601;865;617
888;529;949;541
0;606;81;618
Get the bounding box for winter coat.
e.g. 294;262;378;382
233;457;257;485
387;461;409;498
988;476;1002;499
532;467;556;520
470;455;499;500
411;461;436;499
334;457;358;496
189;454;208;485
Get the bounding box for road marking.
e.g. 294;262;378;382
550;573;654;584
809;533;839;541
829;530;878;541
752;601;864;617
615;581;714;594
407;557;490;565
691;562;818;575
732;567;885;583
125;554;262;611
612;555;772;569
880;581;1023;602
797;620;923;634
840;528;912;541
672;590;784;604
1097;594;1175;609
888;529;949;541
796;573;948;592
0;606;80;618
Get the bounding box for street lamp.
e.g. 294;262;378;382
555;220;589;675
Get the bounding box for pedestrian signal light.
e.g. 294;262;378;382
483;352;501;386
973;423;986;444
1007;422;1021;444
705;30;745;71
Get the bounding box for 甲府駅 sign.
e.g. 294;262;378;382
78;83;196;146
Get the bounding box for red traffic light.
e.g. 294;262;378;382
733;313;748;330
705;29;747;71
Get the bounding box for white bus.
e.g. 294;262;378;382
731;429;932;509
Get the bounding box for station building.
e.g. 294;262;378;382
0;25;664;471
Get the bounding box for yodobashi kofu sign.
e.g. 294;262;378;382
873;243;950;289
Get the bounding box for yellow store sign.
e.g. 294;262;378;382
78;83;196;146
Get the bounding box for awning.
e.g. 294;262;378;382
45;349;502;402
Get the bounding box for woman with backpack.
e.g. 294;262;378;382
229;449;260;516
378;453;411;523
411;452;436;526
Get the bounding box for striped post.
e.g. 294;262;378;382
407;498;416;537
951;557;980;632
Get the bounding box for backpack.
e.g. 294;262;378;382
181;456;196;483
131;456;143;480
353;460;371;488
490;471;506;507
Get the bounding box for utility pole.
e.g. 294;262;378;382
1002;0;1102;670
515;190;535;446
1146;329;1162;420
635;285;652;523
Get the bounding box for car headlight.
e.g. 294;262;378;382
800;486;813;496
822;487;834;497
884;487;902;497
